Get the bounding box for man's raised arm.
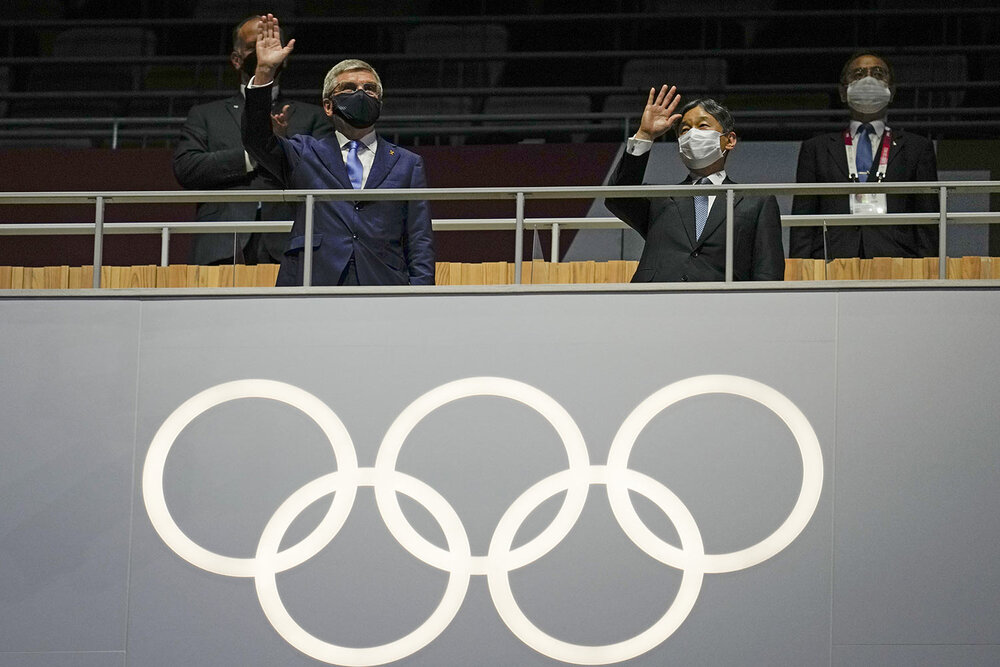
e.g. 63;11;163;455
241;14;297;183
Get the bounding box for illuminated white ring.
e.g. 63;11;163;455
606;374;823;574
486;466;705;665
142;379;359;577
375;377;590;574
254;468;471;667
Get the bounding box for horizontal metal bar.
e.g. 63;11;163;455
2;212;997;236
1;181;998;206
2;7;999;30
3;43;1000;67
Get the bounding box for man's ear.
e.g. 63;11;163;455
322;98;334;117
838;84;848;104
230;51;242;72
723;131;737;151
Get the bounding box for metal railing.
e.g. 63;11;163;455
1;181;998;288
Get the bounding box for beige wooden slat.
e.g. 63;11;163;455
462;263;484;285
594;262;608;283
961;256;981;280
571;261;596;284
0;266;13;289
530;259;549;284
946;257;962;279
68;266;84;289
155;266;169;288
234;264;255;287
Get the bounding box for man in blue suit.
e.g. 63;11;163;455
243;14;435;286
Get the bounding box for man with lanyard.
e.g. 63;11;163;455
789;51;939;260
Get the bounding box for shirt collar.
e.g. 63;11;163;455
688;169;726;185
336;130;378;152
849;117;886;138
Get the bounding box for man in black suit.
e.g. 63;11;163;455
789;51;939;260
607;86;784;282
172;15;332;266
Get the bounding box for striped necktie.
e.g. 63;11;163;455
694;177;711;240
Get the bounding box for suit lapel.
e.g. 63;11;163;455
314;136;353;190
225;95;243;133
671;182;697;248
884;128;905;174
825;132;850;180
364;136;401;189
700;177;743;243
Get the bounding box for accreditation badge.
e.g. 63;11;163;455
849;191;887;215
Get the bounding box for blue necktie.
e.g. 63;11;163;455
346;140;363;189
694;177;710;240
855;124;874;183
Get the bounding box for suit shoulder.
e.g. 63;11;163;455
183;96;238;118
381;141;423;163
800;131;840;149
893;128;932;148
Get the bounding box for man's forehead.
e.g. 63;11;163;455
681;107;718;125
336;69;377;82
849;54;887;70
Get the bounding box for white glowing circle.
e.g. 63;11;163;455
253;469;471;667
486;466;705;665
374;377;590;575
605;374;824;574
142;379;359;577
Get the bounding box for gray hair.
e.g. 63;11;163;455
322;59;383;100
677;98;735;135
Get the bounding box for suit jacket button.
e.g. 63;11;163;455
681;275;688;281
352;234;358;240
691;250;699;257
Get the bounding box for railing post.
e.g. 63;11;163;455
160;227;170;267
303;194;314;287
514;192;525;284
551;222;560;263
92;196;105;288
725;189;734;283
938;186;948;280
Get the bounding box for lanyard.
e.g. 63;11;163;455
843;127;892;182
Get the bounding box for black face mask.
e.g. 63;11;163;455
331;90;382;128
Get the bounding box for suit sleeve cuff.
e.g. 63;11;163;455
626;136;653;156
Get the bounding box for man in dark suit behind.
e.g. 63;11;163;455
789;51;939;260
242;14;434;287
172;15;331;266
607;86;784;282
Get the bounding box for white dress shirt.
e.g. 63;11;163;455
847;117;887;176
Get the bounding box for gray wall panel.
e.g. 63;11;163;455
0;653;125;667
834;645;1000;667
0;301;138;653
833;291;1000;646
2;289;997;666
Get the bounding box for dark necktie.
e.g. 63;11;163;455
694;177;711;240
856;124;874;183
346;140;363;189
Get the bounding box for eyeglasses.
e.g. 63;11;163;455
845;66;891;83
331;82;380;97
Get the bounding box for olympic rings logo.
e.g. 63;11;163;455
143;375;823;666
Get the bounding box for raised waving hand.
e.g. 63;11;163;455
635;85;682;141
253;14;295;86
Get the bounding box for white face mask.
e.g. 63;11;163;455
846;76;891;115
678;128;726;170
